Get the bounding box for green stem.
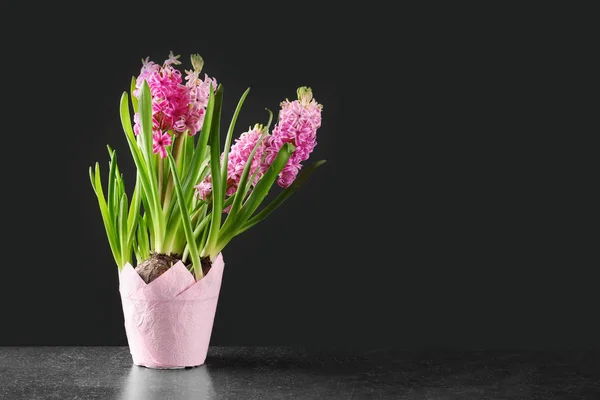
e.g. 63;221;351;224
157;156;164;203
163;133;185;214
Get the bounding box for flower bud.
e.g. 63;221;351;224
191;54;204;73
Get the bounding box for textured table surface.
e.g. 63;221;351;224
0;346;599;399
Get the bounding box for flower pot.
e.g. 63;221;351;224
118;253;224;369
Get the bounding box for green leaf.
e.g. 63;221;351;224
89;167;96;195
118;192;129;267
133;239;142;266
182;206;210;263
241;143;295;221
163;86;217;247
120;91;164;251
138;80;156;177
90;163;121;267
217;143;294;249
127;173;141;247
203;84;225;258
198;215;210;251
175;133;187;177
140;197;154;251
221;87;250;193
182;131;195;177
190;197;207;217
136;215;150;262
241;109;273;203
115;172;126;243
182;86;216;197
107;146;118;228
264;107;275;132
130;76;138;113
222;127;269;226
239;160;327;234
163;148;211;254
166;151;203;279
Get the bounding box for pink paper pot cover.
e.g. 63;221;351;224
119;253;224;369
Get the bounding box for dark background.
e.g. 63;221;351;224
1;4;596;349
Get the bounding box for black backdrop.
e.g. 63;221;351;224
1;3;596;349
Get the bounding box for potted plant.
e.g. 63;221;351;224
89;52;325;369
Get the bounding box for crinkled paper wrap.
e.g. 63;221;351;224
119;253;224;369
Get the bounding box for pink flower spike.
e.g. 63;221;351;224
194;180;212;201
152;131;172;159
263;86;322;187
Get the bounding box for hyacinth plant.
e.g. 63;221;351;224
89;52;325;282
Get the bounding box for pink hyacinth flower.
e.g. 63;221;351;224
194;178;213;202
152;131;172;159
133;52;217;139
194;124;268;209
263;86;322;188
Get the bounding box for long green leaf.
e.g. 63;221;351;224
238;109;274;210
182;85;216;196
166;151;203;279
217;144;294;256
163;149;211;254
138;82;163;238
204;84;224;258
198;216;211;252
120;93;153;202
190;197;206;217
232;143;294;229
120;91;164;251
245;142;294;212
163;86;217;246
130;76;138;113
118;192;129;268
138;80;156;179
133;238;142;266
90;163;121;266
165;145;210;225
220;87;250;192
136;215;150;262
140;199;154;252
127;173;141;245
107;146;118;229
222;128;269;228
115;172;125;239
175;133;187;177
239;160;327;234
182;207;210;263
182;130;195;178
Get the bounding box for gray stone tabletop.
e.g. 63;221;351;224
0;346;599;399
